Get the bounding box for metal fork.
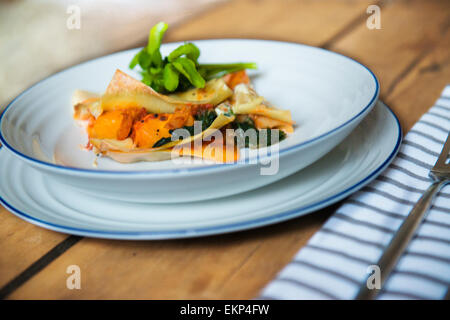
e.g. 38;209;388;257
356;131;450;300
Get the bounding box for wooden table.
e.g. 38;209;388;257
1;0;449;299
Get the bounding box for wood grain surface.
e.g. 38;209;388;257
1;0;449;299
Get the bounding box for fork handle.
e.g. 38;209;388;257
355;179;447;300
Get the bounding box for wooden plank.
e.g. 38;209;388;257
5;0;450;299
0;210;68;288
329;0;450;100
166;0;379;46
385;31;450;132
6;212;331;299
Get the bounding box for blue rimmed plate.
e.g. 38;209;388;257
0;101;401;239
0;39;378;203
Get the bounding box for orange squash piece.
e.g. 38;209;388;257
223;70;250;90
88;109;133;140
87;108;146;140
133;106;201;148
165;106;192;130
133;114;172;148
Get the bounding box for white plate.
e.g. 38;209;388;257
0;39;379;203
0;101;401;239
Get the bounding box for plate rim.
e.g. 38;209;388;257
0;39;379;177
0;101;402;239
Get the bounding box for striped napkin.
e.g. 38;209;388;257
260;85;450;300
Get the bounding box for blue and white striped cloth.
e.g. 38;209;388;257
261;85;450;300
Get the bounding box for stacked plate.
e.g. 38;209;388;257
0;40;401;239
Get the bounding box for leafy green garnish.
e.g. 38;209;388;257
232;118;286;148
265;128;287;146
195;109;218;130
168;43;200;63
163;64;179;92
198;63;258;79
152;136;172;148
129;22;257;93
147;22;168;56
172;57;205;89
